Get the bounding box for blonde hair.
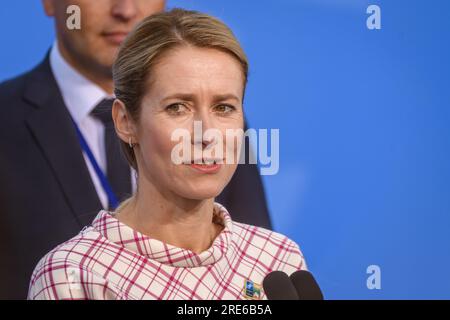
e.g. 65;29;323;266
113;8;249;171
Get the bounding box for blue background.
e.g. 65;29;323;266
1;0;449;299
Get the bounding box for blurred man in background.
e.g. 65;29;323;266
0;0;270;299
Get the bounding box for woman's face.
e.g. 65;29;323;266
134;46;245;200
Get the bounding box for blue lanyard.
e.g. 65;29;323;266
71;118;119;209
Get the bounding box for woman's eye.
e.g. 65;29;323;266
165;103;188;115
214;104;236;114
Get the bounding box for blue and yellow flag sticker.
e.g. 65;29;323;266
243;279;262;300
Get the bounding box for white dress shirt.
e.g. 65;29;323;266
49;43;134;209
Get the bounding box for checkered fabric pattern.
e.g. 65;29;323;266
28;203;306;300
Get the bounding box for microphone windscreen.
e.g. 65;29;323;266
262;271;299;300
290;270;324;300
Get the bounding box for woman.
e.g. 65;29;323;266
28;8;306;300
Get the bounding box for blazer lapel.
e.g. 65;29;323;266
23;54;102;226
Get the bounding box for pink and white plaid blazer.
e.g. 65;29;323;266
28;203;306;300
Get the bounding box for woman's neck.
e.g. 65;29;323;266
114;179;223;254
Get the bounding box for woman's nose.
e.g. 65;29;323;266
192;112;218;147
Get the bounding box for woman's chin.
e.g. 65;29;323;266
175;184;225;201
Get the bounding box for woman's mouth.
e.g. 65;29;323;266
186;159;223;173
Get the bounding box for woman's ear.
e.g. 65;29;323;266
112;99;137;145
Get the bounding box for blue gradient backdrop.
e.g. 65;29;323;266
1;0;449;299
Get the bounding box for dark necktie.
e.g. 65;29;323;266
91;98;132;208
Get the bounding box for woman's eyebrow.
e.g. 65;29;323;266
212;94;240;102
161;93;240;103
161;93;196;102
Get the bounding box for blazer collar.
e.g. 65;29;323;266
23;52;102;226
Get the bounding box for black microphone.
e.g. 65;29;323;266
290;270;324;300
262;271;299;300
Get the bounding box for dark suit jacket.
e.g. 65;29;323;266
0;55;271;299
